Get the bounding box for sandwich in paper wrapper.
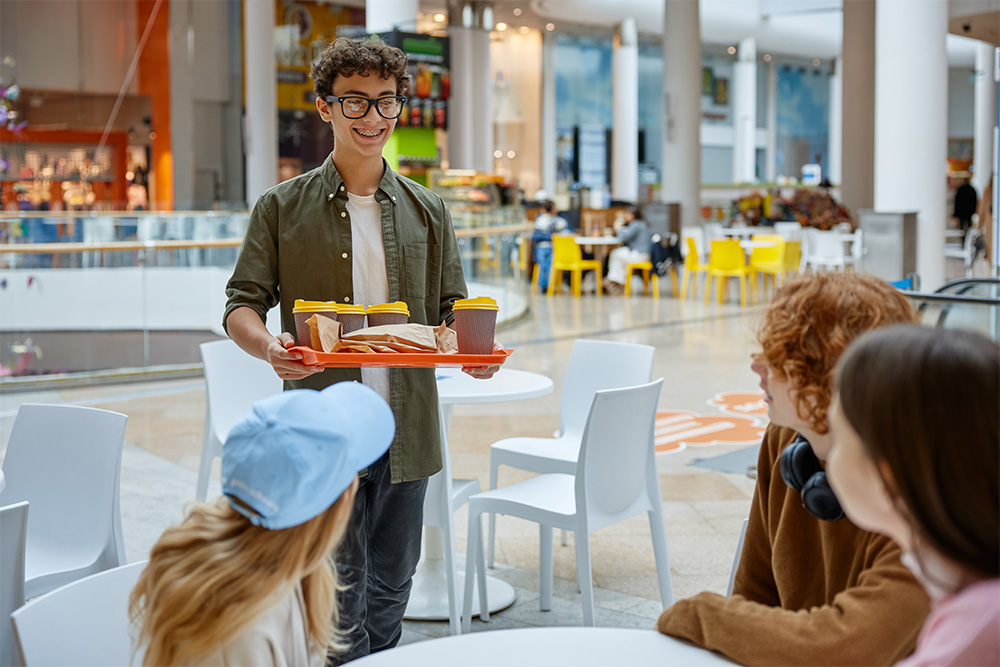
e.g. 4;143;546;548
305;316;458;354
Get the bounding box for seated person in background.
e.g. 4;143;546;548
657;272;931;665
531;200;569;292
828;325;999;667
129;383;394;666
606;205;652;293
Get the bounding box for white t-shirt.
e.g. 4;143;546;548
346;191;390;402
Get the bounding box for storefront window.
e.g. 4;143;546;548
775;64;830;181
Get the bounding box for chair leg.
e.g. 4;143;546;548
647;509;674;607
669;268;678;298
739;274;747;307
196;427;219;503
531;264;540;290
571;270;581;297
540;524;553;611
443;498;461;635
487;460;499;568
574;527;595;626
651;273;660;299
595;270;602;295
624;267;633;296
680;271;690;299
547;269;558;295
463;508;484;632
704;275;712;305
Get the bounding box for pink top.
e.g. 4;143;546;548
897;578;1000;666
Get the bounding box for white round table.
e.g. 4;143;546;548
353;627;736;666
404;367;555;629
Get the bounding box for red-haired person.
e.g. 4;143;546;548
657;273;931;665
828;325;999;666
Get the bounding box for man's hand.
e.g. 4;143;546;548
266;332;325;381
462;340;504;380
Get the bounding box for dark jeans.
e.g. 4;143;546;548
329;451;428;664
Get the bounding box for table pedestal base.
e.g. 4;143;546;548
404;556;517;621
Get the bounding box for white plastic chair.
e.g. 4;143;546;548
463;379;671;630
487;340;655;567
805;230;849;272
1;501;29;667
774;222;801;242
726;518;749;596
0;404;127;600
198;339;282;501
11;561;147;667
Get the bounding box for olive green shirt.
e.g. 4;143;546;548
224;156;468;483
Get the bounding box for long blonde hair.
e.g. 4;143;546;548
129;480;357;665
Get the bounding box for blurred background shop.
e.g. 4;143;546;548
0;0;998;380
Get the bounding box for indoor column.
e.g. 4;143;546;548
662;0;701;229
243;0;277;204
541;29;557;198
874;0;947;289
447;3;475;170
973;41;997;200
732;37;756;184
170;0;195;209
612;17;639;201
828;58;842;186
841;0;875;213
765;59;777;183
471;2;494;174
366;0;419;33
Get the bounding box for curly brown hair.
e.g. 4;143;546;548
756;272;918;433
310;37;409;99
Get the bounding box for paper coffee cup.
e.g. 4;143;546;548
366;301;410;327
452;297;499;355
337;304;367;334
292;300;338;347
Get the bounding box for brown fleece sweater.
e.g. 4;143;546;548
657;424;931;666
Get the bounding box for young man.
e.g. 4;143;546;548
223;37;468;663
657;273;932;665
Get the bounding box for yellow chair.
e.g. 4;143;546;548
748;235;786;301
783;240;801;276
623;261;678;298
680;237;709;300
548;235;603;297
705;238;750;306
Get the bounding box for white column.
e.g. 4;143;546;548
541;29;557;198
447;18;475;169
828;58;842;185
662;0;701;229
243;0;277;204
612;17;638;201
841;0;875;214
765;59;777;183
170;0;195;209
732;37;757;183
366;0;419;33
874;0;947;290
471;21;494;173
973;41;997;198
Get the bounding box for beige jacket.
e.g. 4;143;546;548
188;584;325;667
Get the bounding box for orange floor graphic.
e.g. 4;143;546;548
655;390;767;454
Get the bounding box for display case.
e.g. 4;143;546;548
427;169;505;228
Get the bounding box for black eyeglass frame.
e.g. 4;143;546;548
324;95;407;119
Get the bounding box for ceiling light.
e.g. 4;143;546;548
812;58;821;67
506;150;516;159
433;13;445;22
519;26;529;34
513;7;522;16
496;22;508;31
545;22;555;31
727;46;736;55
494;150;503;159
763;53;772;62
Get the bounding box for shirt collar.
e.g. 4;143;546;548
322;154;399;200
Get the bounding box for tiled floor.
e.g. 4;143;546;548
0;289;769;643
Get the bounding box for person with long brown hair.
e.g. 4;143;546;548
828;324;999;666
129;382;394;666
657;272;931;664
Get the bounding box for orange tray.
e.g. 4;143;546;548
292;347;513;369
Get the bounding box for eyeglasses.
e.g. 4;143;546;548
325;95;406;119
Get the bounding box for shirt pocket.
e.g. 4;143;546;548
403;242;441;298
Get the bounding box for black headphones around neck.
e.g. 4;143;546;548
778;434;845;521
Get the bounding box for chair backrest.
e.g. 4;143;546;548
200;339;282;446
749;235;785;266
810;230;847;263
684;237;702;270
576;379;664;531
559;340;655;441
11;561;147;666
551;234;583;265
850;229;864;261
774;222;802;241
682;226;705;258
726;518;750;596
708;238;745;271
0;404;128;597
2;500;29;667
783;240;802;271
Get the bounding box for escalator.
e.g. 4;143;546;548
902;277;1000;341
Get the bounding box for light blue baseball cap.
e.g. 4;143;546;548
221;382;394;530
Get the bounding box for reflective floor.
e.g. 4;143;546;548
0;286;771;641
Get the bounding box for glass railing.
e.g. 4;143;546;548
902;278;1000;342
0;211;531;386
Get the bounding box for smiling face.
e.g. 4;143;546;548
317;72;398;166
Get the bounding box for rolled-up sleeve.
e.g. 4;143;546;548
223;195;281;334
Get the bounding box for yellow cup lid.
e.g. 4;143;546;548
337;304;367;315
367;301;410;316
292;299;339;313
453;296;498;311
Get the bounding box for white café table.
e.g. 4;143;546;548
404;367;555;627
353;627;736;666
